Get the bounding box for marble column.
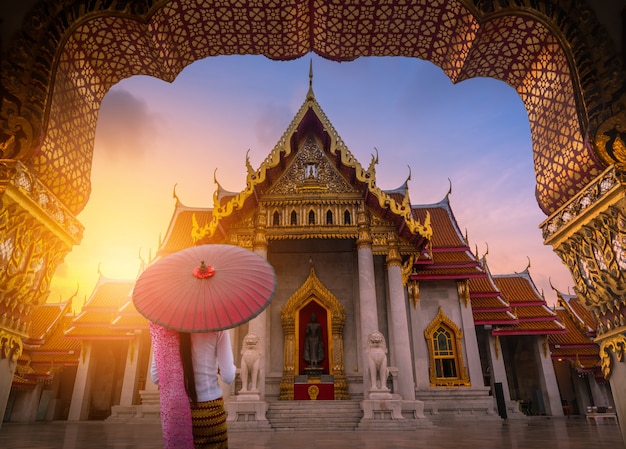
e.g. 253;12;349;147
10;382;43;422
356;207;378;393
457;281;485;389
68;341;94;421
118;333;142;407
0;335;20;429
407;281;430;391
486;333;516;414
533;336;563;416
386;232;415;400
607;349;626;440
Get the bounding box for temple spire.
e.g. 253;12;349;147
307;58;315;100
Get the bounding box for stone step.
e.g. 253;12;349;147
266;400;362;431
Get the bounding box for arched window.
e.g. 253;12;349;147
326;210;333;225
308;210;315;225
433;326;457;378
273;211;280;226
424;307;470;387
344;210;351;225
291;210;298;225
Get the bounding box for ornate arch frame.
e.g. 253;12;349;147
424;307;471;387
279;267;348;400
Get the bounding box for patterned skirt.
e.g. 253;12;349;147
190;397;228;449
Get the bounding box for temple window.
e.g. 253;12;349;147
424;307;470;387
308;210;315;225
273;211;280;226
291;210;298;225
344;210;351;225
432;326;457;378
326;210;333;225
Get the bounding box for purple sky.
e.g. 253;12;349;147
49;55;574;307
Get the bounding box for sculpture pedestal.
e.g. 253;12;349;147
226;396;271;431
359;397;430;430
237;390;260;402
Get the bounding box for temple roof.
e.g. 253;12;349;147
491;270;566;336
64;276;135;340
14;302;81;389
410;196;482;279
159;196;213;257
112;299;149;331
190;82;432;248
549;292;603;378
27;300;72;343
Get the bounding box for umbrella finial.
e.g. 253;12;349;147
193;260;215;279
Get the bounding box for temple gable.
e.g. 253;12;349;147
267;135;357;196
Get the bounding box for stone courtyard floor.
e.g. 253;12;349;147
1;416;623;449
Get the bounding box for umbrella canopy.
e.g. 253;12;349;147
133;244;277;332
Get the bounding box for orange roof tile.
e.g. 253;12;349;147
112;300;149;330
551;309;598;347
486;270;566;335
468;275;501;295
430;250;478;265
493;319;565;335
493;273;544;304
471;296;511;310
65;277;134;340
412;199;466;249
512;304;558;319
159;203;213;256
559;293;597;334
473;311;518;324
28;301;71;342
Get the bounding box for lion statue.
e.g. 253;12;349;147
366;331;389;391
239;332;261;393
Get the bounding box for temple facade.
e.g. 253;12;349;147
5;83;614;429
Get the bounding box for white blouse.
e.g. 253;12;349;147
150;330;236;402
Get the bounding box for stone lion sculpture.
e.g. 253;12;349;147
366;331;389;391
239;332;261;393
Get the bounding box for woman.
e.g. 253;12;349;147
151;323;236;449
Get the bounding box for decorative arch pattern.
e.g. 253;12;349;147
279;267;348;400
1;0;622;215
424;307;470;387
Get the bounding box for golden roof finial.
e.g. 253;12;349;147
307;58;315;100
246;149;255;178
172;183;179;202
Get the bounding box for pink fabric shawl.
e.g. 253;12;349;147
149;322;194;449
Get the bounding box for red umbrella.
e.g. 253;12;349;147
132;244;277;332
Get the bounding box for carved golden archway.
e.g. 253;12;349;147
424;307;471;387
2;0;626;375
279;267;348;400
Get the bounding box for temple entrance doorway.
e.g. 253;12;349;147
280;268;349;400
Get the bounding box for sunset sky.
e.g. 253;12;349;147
48;54;574;308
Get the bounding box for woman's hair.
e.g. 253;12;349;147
179;332;198;404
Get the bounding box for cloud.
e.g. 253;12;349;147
94;88;160;161
254;102;293;150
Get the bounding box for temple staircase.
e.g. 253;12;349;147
266;400;363;431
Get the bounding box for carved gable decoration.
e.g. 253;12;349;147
267;136;357;195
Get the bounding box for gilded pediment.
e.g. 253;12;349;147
266;136;357;196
